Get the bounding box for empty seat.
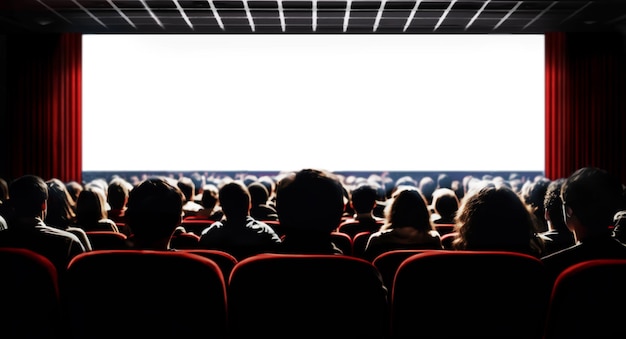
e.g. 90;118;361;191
62;250;227;339
170;231;200;249
544;259;626;339
0;247;61;339
228;253;388;339
391;250;550;339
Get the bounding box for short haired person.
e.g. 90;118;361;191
0;174;86;272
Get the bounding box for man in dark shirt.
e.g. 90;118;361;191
199;181;281;260
0;175;86;273
541;167;626;284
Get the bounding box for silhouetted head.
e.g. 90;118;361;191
432;188;459;220
45;178;77;228
247;182;269;207
453;185;541;256
561;167;623;233
177;176;195;202
382;186;433;232
219;181;251;219
276;169;345;233
544;178;567;232
76;187;109;225
350;183;379;214
126;177;184;241
9;175;48;218
107;177;131;210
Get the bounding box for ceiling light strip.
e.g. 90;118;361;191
173;0;194;30
139;0;164;28
72;0;107;28
36;0;72;23
277;0;286;32
106;0;136;28
343;0;352;32
493;1;523;30
560;1;593;24
312;0;317;32
373;0;386;32
403;0;422;32
434;0;456;31
243;0;256;32
465;0;490;30
207;0;225;30
523;1;556;30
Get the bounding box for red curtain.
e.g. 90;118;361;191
545;32;626;183
3;33;82;183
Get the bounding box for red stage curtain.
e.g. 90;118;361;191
3;33;82;183
545;32;626;183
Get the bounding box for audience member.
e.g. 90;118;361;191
541;167;626;283
247;181;279;221
199;181;281;260
107;177;131;225
125;176;185;250
430;188;459;224
418;176;437;206
275;168;346;254
65;180;83;206
523;177;552;233
452;184;545;257
178;176;204;218
363;186;443;260
192;183;224;221
74;187;119;232
45;178;93;251
0;175;86;272
337;183;384;238
539;178;575;255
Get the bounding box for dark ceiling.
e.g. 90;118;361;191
1;0;626;34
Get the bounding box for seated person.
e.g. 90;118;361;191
363;186;443;261
125;177;185;250
337;183;384;238
247;182;279;222
539;178;575;255
0;175;86;272
74;187;119;232
275;169;346;254
199;181;281;260
430;188;459;225
452;184;545;257
541;167;626;284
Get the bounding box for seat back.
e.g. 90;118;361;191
0;247;61;339
330;231;353;256
352;231;371;259
440;231;457;250
434;223;455;236
85;231;129;250
179;249;238;280
544;259;626;339
62;250;227;339
228;253;388;339
391;250;550;339
372;249;440;295
170;232;200;249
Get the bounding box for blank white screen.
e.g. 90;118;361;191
82;34;545;173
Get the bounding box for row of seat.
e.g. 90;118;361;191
2;247;624;339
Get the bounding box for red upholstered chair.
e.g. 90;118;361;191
62;250;227;339
433;223;455;236
179;249;238;280
391;250;550;339
330;231;353;256
544;259;626;339
179;219;213;236
0;247;61;339
227;253;389;339
440;231;457;250
170;231;200;249
85;231;129;250
372;249;442;296
260;219;286;237
352;231;372;259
